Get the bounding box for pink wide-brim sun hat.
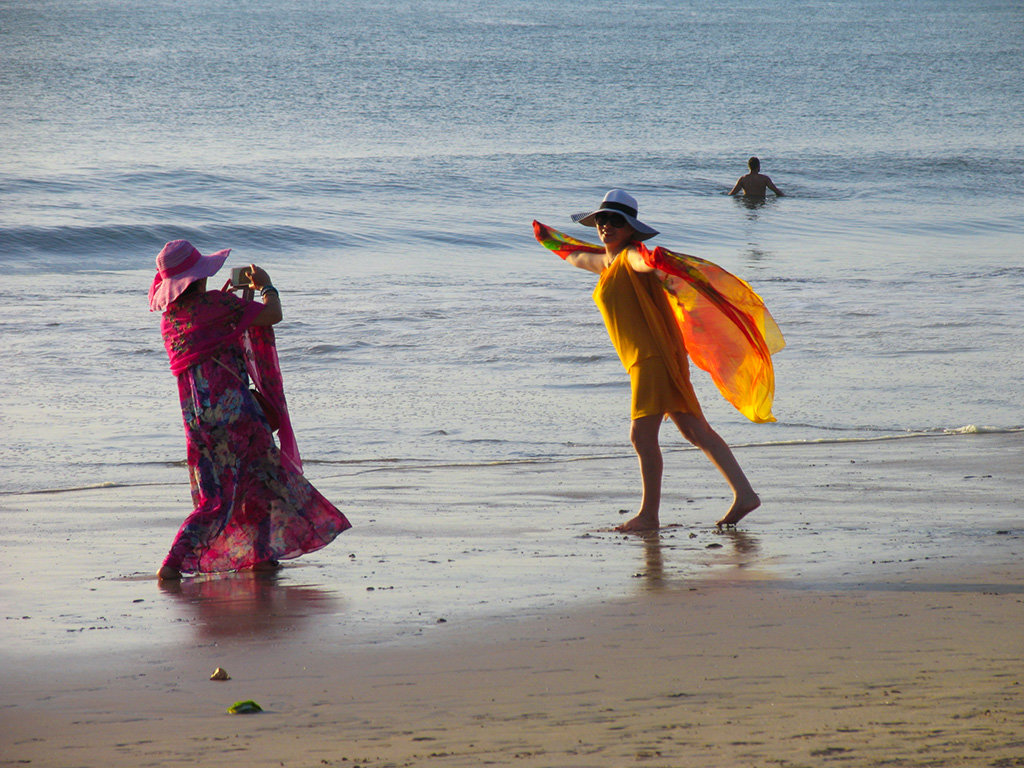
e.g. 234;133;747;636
148;239;230;312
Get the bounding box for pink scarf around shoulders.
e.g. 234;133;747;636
161;289;302;472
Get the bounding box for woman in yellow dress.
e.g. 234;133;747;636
561;190;760;531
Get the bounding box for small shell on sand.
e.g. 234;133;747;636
210;667;231;681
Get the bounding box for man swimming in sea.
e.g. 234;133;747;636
729;156;784;197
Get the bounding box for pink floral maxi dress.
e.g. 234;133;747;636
160;290;351;574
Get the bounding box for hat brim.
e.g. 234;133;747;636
148;248;230;312
570;208;659;241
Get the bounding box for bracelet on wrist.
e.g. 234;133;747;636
260;285;279;298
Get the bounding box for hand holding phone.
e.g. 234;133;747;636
230;266;252;289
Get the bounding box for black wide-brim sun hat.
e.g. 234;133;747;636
570;189;659;241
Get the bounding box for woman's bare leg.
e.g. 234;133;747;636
668;412;760;526
616;414;665;532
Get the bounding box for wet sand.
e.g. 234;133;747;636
2;431;1023;766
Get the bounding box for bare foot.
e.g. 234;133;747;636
715;493;761;528
157;565;181;581
615;511;660;533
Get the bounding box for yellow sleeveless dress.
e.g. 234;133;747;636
593;250;702;420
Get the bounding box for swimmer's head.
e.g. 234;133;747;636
748;156;761;172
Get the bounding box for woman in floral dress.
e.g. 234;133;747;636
149;239;350;580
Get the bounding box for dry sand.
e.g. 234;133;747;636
4;578;1023;767
3;431;1023;767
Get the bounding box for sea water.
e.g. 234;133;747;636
1;0;1022;650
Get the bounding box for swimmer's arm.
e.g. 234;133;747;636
728;178;744;195
766;177;785;196
564;250;609;275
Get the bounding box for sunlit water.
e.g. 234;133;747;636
1;0;1022;652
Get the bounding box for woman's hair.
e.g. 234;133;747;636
176;279;203;302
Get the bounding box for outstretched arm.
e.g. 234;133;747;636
728;177;744;195
565;250;609;275
766;176;785;196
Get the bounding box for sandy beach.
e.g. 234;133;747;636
3;431;1023;767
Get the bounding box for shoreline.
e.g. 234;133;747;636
2;430;1022;656
6;425;1018;498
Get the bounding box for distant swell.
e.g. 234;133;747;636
0;223;346;272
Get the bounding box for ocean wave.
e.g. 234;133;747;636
0;223;350;272
2;480;180;496
550;354;606;364
943;424;1021;435
731;426;1024;448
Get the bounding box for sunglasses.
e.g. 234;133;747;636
594;212;628;228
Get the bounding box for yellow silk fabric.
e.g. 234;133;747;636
593;250;701;417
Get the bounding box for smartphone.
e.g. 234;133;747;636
230;266;251;288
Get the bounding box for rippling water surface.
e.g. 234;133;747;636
2;0;1022;493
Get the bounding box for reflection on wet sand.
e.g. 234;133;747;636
716;528;761;558
639;532;665;589
635;529;766;591
158;571;343;639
